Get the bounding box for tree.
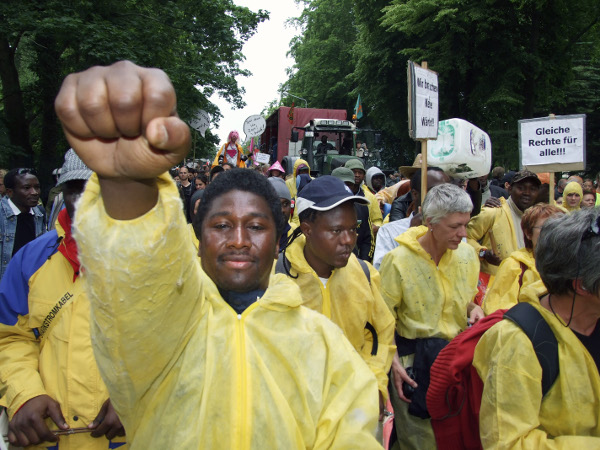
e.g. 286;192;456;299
283;0;358;113
0;0;267;187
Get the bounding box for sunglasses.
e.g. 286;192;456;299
16;168;38;176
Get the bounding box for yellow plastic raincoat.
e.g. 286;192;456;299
285;158;310;200
283;236;395;397
482;247;540;315
74;173;382;450
474;281;600;448
563;181;583;212
379;225;479;450
0;221;126;450
467;197;519;276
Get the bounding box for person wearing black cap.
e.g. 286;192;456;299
277;175;395;413
467;170;541;275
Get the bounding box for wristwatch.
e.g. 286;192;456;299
479;249;487;259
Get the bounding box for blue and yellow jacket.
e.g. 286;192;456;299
0;222;126;450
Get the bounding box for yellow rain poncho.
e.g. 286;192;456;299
74;173;381;450
285;158;310;200
482;247;540;315
284;235;395;397
563;181;583;212
379;226;479;450
467;197;519;276
362;184;383;228
474;282;600;448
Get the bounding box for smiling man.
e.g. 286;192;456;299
467;170;541;275
54;61;381;449
0;168;45;279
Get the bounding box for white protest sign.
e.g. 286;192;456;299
243;115;266;139
189;110;210;137
519;114;586;172
408;61;439;140
255;153;270;164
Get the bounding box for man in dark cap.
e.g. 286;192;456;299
467;170;541;275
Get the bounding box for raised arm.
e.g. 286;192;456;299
55;60;190;218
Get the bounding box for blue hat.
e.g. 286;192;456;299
296;175;369;216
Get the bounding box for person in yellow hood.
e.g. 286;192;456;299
279;175;395;406
0;150;126;449
285;158;311;199
563;180;583;212
467;170;541;275
483;203;564;315
55;61;382;449
473;208;600;447
379;183;483;450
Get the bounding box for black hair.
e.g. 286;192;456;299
196;173;209;185
4;168;38;190
410;166;445;194
192;168;286;242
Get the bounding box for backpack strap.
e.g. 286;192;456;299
357;258;371;284
274;252;288;275
503;302;559;396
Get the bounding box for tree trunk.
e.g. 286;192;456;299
0;35;33;166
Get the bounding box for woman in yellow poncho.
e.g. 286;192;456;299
380;183;483;450
483;203;564;314
563;181;583;212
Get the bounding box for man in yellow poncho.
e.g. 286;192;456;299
54;61;382;449
467;170;541;275
473;208;600;448
279;176;396;411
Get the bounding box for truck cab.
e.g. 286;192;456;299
286;118;382;176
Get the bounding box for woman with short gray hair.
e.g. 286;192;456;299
379;183;483;449
473;208;600;447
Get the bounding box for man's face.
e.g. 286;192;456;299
8;174;40;210
567;175;583;186
0;176;5;196
583;180;594;191
280;198;291;222
414;170;451;206
321;135;328;144
428;212;471;251
509;180;540;211
63;179;87;219
566;192;581;208
179;168;189;180
199;190;278;292
352;169;365;186
188;171;195;181
301;202;357;276
372;174;385;191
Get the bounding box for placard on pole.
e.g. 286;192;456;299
518;114;586;203
408;61;439;198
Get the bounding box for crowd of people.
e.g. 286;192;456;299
0;60;599;449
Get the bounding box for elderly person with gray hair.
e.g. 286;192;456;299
473;208;600;447
380;183;483;450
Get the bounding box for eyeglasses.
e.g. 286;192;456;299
582;216;600;241
16;168;38;176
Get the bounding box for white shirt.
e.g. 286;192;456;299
7;197;35;215
373;214;413;269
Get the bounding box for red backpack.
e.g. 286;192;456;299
426;302;559;450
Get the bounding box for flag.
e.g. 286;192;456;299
354;95;363;120
288;102;295;124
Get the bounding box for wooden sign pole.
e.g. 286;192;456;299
420;62;429;200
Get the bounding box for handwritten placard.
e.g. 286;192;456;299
243;115;267;139
189;110;210;137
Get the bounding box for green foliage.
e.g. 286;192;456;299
283;0;600;171
0;0;267;176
